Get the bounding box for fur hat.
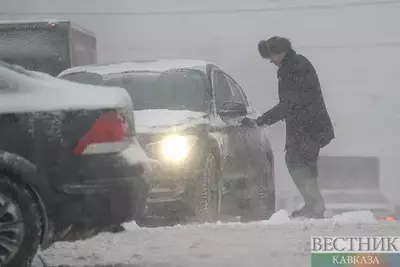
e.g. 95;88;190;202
258;37;292;58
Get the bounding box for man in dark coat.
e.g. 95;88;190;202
250;36;335;218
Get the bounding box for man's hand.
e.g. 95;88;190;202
241;117;257;127
255;116;265;126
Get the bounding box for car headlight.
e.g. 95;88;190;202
147;135;198;162
161;135;198;162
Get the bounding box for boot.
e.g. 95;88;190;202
291;205;325;219
289;167;325;219
303;175;326;219
308;210;325;219
291;205;309;218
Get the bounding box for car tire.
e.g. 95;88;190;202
241;153;275;222
0;175;42;267
189;152;221;223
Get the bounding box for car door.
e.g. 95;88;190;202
211;69;247;181
224;74;269;178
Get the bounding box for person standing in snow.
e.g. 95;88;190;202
245;36;335;219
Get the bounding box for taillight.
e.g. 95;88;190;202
377;216;396;221
73;111;131;155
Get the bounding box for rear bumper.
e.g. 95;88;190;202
47;143;152;229
53;175;149;229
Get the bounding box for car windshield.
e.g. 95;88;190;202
63;69;209;112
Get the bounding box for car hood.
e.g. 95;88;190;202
134;109;208;134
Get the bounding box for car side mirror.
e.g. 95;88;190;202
218;101;248;117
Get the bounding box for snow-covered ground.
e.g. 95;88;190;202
35;211;400;267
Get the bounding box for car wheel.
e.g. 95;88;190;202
192;153;221;223
0;175;42;267
241;154;275;222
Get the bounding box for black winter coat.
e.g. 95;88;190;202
258;49;335;150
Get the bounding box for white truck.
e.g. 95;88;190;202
0;20;96;76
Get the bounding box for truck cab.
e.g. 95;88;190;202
0;20;96;76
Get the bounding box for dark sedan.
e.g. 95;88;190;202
0;61;150;266
58;59;275;226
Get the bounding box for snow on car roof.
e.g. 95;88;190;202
0;61;133;113
58;59;222;77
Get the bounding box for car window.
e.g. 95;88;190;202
213;70;234;109
224;74;248;106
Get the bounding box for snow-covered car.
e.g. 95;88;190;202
58;59;275;226
0;61;150;266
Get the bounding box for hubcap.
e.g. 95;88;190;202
0;194;24;265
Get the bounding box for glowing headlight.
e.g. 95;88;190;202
160;135;197;162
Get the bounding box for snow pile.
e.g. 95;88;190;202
265;209;292;224
38;211;400;267
258;210;378;225
121;221;140;231
121;138;156;172
332;210;376;223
